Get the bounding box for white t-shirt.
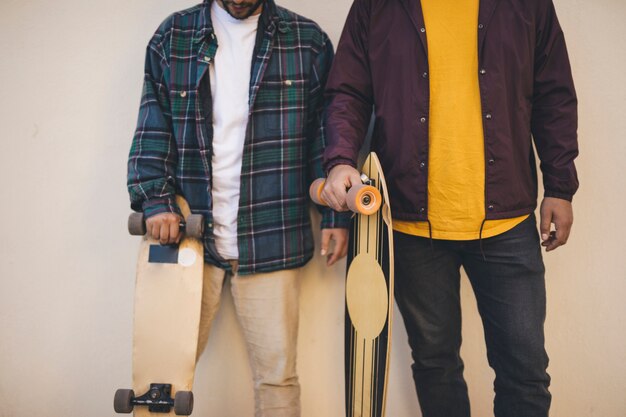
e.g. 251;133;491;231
209;2;260;259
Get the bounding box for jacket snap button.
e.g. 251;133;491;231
488;205;494;211
488;158;495;165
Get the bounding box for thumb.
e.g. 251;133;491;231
320;230;331;256
540;205;552;241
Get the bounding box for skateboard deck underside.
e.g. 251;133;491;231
132;199;204;416
345;153;394;417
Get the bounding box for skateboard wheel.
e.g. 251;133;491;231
309;178;327;206
346;184;382;215
185;214;205;238
174;391;194;415
128;212;146;236
113;388;134;414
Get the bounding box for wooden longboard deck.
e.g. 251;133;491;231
132;197;204;416
345;153;394;417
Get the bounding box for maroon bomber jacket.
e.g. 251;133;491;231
323;0;579;222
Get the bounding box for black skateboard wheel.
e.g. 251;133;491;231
185;214;204;238
174;391;194;415
128;212;146;236
113;388;135;414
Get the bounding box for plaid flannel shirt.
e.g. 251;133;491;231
127;0;350;275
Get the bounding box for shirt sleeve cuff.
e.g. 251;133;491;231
141;197;182;219
321;207;352;229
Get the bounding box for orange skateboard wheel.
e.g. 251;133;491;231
346;184;382;215
309;178;327;206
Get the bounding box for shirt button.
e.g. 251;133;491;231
207;222;213;228
485;113;492;119
204;56;212;62
420;117;427;123
480;69;487;75
180;91;187;98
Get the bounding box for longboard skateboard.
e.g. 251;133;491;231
311;152;394;417
115;196;204;416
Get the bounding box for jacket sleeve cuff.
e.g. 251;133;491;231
141;197;182;219
324;158;358;175
544;190;574;202
321;207;352;229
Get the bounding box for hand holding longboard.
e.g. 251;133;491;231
127;211;205;239
310;177;382;215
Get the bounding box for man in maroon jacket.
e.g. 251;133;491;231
321;1;578;416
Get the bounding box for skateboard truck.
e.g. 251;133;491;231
358;173;377;207
114;384;194;415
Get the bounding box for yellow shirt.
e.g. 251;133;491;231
394;0;527;240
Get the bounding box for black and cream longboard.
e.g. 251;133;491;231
344;152;394;417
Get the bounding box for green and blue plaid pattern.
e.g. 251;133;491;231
128;0;350;275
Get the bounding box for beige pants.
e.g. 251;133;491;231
197;263;301;417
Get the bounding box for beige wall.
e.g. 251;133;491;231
1;0;625;416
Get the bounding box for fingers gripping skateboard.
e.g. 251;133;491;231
309;178;382;215
127;212;205;238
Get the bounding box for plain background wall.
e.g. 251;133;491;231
1;0;625;416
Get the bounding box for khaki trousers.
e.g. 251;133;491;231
197;263;301;417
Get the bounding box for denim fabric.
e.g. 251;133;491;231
394;214;551;417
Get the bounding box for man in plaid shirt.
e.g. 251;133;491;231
127;0;349;415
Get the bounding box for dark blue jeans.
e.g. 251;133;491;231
394;214;551;417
